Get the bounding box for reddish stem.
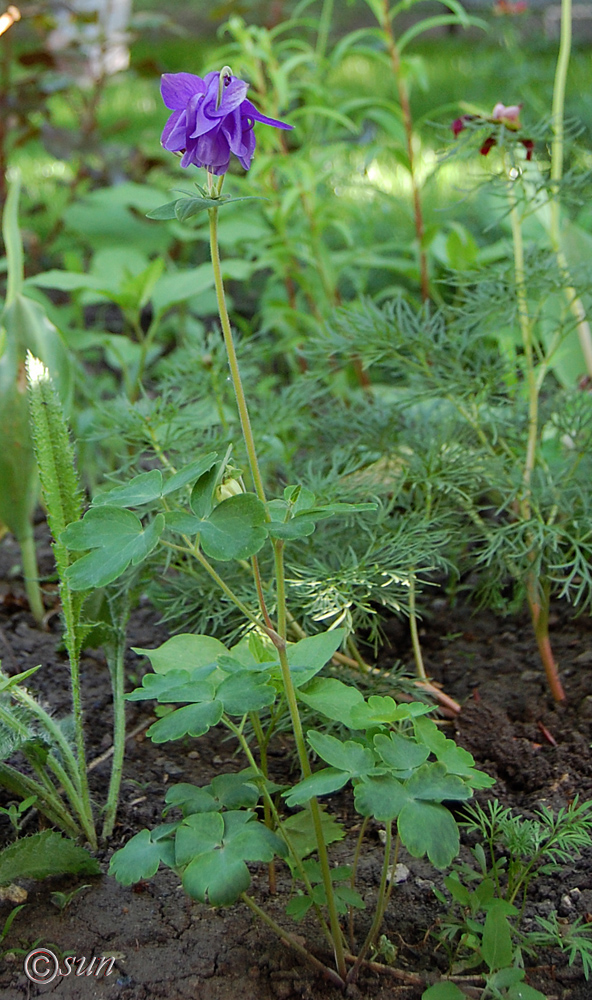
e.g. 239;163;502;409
526;582;566;703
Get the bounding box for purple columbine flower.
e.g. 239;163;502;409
160;68;293;175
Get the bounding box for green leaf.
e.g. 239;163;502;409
354;775;409;821
374;732;430;773
284;629;346;686
190;462;220;519
444;873;471;906
481;900;516;971
164;511;203;534
413;717;495;789
350;695;420;728
298;677;366;728
175;812;224;866
406;762;474;803
62;508;165;589
422;984;467;1000
126;667;217;704
199;493;268;561
284;768;350;807
132;634;229;674
146;201;179;220
208;773;261;810
109;828;175;885
398;800;460;869
281;806;345;859
162;454;218;495
306;731;375;775
286;895;313;920
164;783;219;816
216;670;276;715
179;811;285;906
92;470;163;508
266;519;316;539
507;985;547;1000
146;700;223;743
0;831;99;886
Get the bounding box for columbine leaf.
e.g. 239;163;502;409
283;628;347;686
298;677;365;728
354;775;409;821
199;493;267;561
62;507;165;589
91;470;163;507
374;733;431;773
406;762;474;803
215;671;276;715
164;783;219;817
306;731;375;775
126;667;217;703
175;812;224;866
132;634;229;674
397;800;460;869
413;717;495;788
178;811;285;906
284;768;350;807
146;700;223;743
349;695;420;728
109;829;174;885
161;454;218;496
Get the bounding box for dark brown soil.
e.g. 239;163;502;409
0;525;591;1000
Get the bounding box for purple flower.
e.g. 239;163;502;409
160;69;293;175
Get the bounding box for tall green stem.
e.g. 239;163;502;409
209;205;267;506
209;203;346;979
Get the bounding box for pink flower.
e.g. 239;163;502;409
493;0;528;15
451;102;534;161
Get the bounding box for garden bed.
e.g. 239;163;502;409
0;525;591;1000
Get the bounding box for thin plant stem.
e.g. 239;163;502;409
19;533;44;626
380;0;430;301
508;175;566;703
408;571;427;680
347;822;395;983
209;203;268;506
102;632;126;840
241;892;345;988
349;817;369;951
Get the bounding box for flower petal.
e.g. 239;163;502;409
241;98;293;130
161;73;205;111
161;110;186;151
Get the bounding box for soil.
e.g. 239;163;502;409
0;524;591;1000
